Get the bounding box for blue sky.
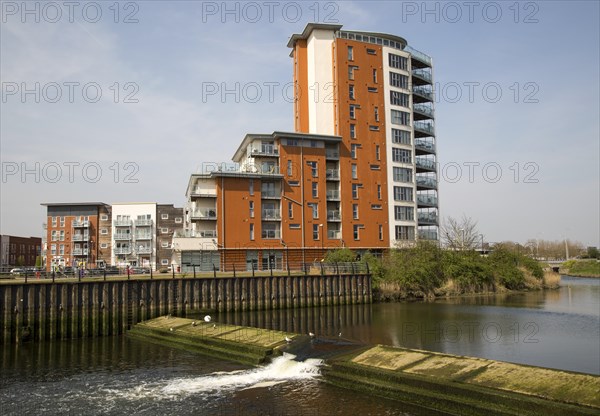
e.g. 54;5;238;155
1;1;599;246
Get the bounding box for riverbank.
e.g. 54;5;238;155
560;260;600;278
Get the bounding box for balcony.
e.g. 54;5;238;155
135;218;153;226
419;230;438;241
415;139;436;155
137;246;153;254
412;68;432;84
191;189;217;198
135;233;153;240
191;209;217;220
405;46;432;68
418;212;438;225
114;219;132;227
327;210;341;221
325;149;340;159
114;233;132;241
262;209;281;220
326;190;341;201
73;220;89;227
412;86;433;103
328;230;341;239
416;158;437;172
250;145;279;157
114;247;132;255
326;169;340;180
414;121;435;136
261;191;280;199
417;194;438;207
261;229;280;239
173;230;217;238
73;249;88;256
72;234;89;242
416;176;437;190
413;104;434;120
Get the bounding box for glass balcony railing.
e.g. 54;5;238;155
135;233;153;240
328;230;341;239
405;46;433;66
326;190;341;200
73;249;88;256
191;189;217;197
261;229;280;239
135;218;153;226
412;68;432;82
326;169;340;180
72;234;89;241
419;230;438;240
173;230;217;238
414;121;435;135
114;247;132;255
418;212;438;224
413;104;434;118
250;145;279;156
327;210;341;221
114;233;132;240
417;194;438;207
72;220;89;227
262;209;281;220
137;246;153;254
191;209;217;219
261;190;280;198
114;219;132;227
325;149;340;159
416;176;437;189
415;139;436;153
416;158;436;171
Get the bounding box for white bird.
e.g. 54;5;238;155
191;321;197;327
212;324;217;329
285;336;292;343
204;315;212;322
169;327;174;332
309;332;315;338
338;332;342;337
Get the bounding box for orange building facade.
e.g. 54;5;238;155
177;24;438;271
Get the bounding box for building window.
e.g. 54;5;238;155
312;182;318;198
161;259;169;265
390;72;409;89
392;148;412;163
392;129;411;145
351;144;359;159
390;91;409;107
375;145;380;161
353;225;361;240
369;125;379;131
351;164;358;179
289;223;301;229
59;230;65;241
51;217;57;227
372;204;382;210
60;217;65;227
350;124;356;139
100;214;108;221
250;223;254;240
367;48;376;55
374;107;379;122
51;230;57;241
313;224;320;240
309;161;318;177
352;184;359;199
308;203;319;219
101;228;108;235
389;53;408;70
347;45;353;60
394;206;414;221
349;85;355;100
352;204;359;219
175;217;182;223
288;202;293;218
377;184;382;199
161;228;169;234
289;180;299;186
393;167;413;182
372;68;377;83
249;201;254;218
286;139;299;146
391;109;410;126
161;214;168;220
51;244;56;255
287;160;292;176
393;186;413;202
349;105;356;119
100;243;108;249
395;226;415;240
379;225;384;240
59;244;64;255
161;241;170;248
348;65;357;80
249;179;254;196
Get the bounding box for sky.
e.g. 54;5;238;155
1;0;599;247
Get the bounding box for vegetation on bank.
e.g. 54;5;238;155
561;260;600;278
326;243;555;300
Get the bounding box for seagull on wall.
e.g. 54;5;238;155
309;332;315;338
169;327;174;332
285;335;292;343
204;315;212;322
191;321;197;327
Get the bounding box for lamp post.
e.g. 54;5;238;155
281;240;289;271
479;234;484;254
319;224;324;252
459;228;465;251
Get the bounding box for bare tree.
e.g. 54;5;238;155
441;215;479;250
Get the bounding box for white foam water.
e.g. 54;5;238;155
105;353;323;401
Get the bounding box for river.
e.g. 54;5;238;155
1;276;598;415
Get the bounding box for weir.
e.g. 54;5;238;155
0;273;371;344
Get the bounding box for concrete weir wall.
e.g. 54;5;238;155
0;274;371;344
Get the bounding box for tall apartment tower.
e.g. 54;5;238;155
289;23;439;245
176;23;438;271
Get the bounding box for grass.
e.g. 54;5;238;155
562;260;600;277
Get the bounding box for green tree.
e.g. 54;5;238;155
586;246;599;259
16;255;25;267
325;248;357;263
384;241;445;294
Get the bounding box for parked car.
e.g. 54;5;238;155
10;268;25;275
129;267;150;274
103;267;120;275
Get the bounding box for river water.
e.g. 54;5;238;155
1;276;598;415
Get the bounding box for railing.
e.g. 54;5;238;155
326;169;340;180
72;249;88;256
250;145;279;156
191;189;217;197
326;190;340;200
413;86;434;101
135;218;153;226
418;212;438;224
191;209;217;219
173;230;217;238
114;234;132;240
416;158;436;171
416;176;437;188
261;191;280;198
328;230;341;239
72;220;89;227
325;150;340;159
135;234;153;240
327;210;341;221
137;246;153;254
419;230;438;240
261;230;280;239
114;247;132;255
262;209;281;220
413;103;434;118
412;68;432;82
415;139;436;153
414;121;435;135
417;194;438;206
405;45;433;66
72;234;89;241
114;219;132;227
